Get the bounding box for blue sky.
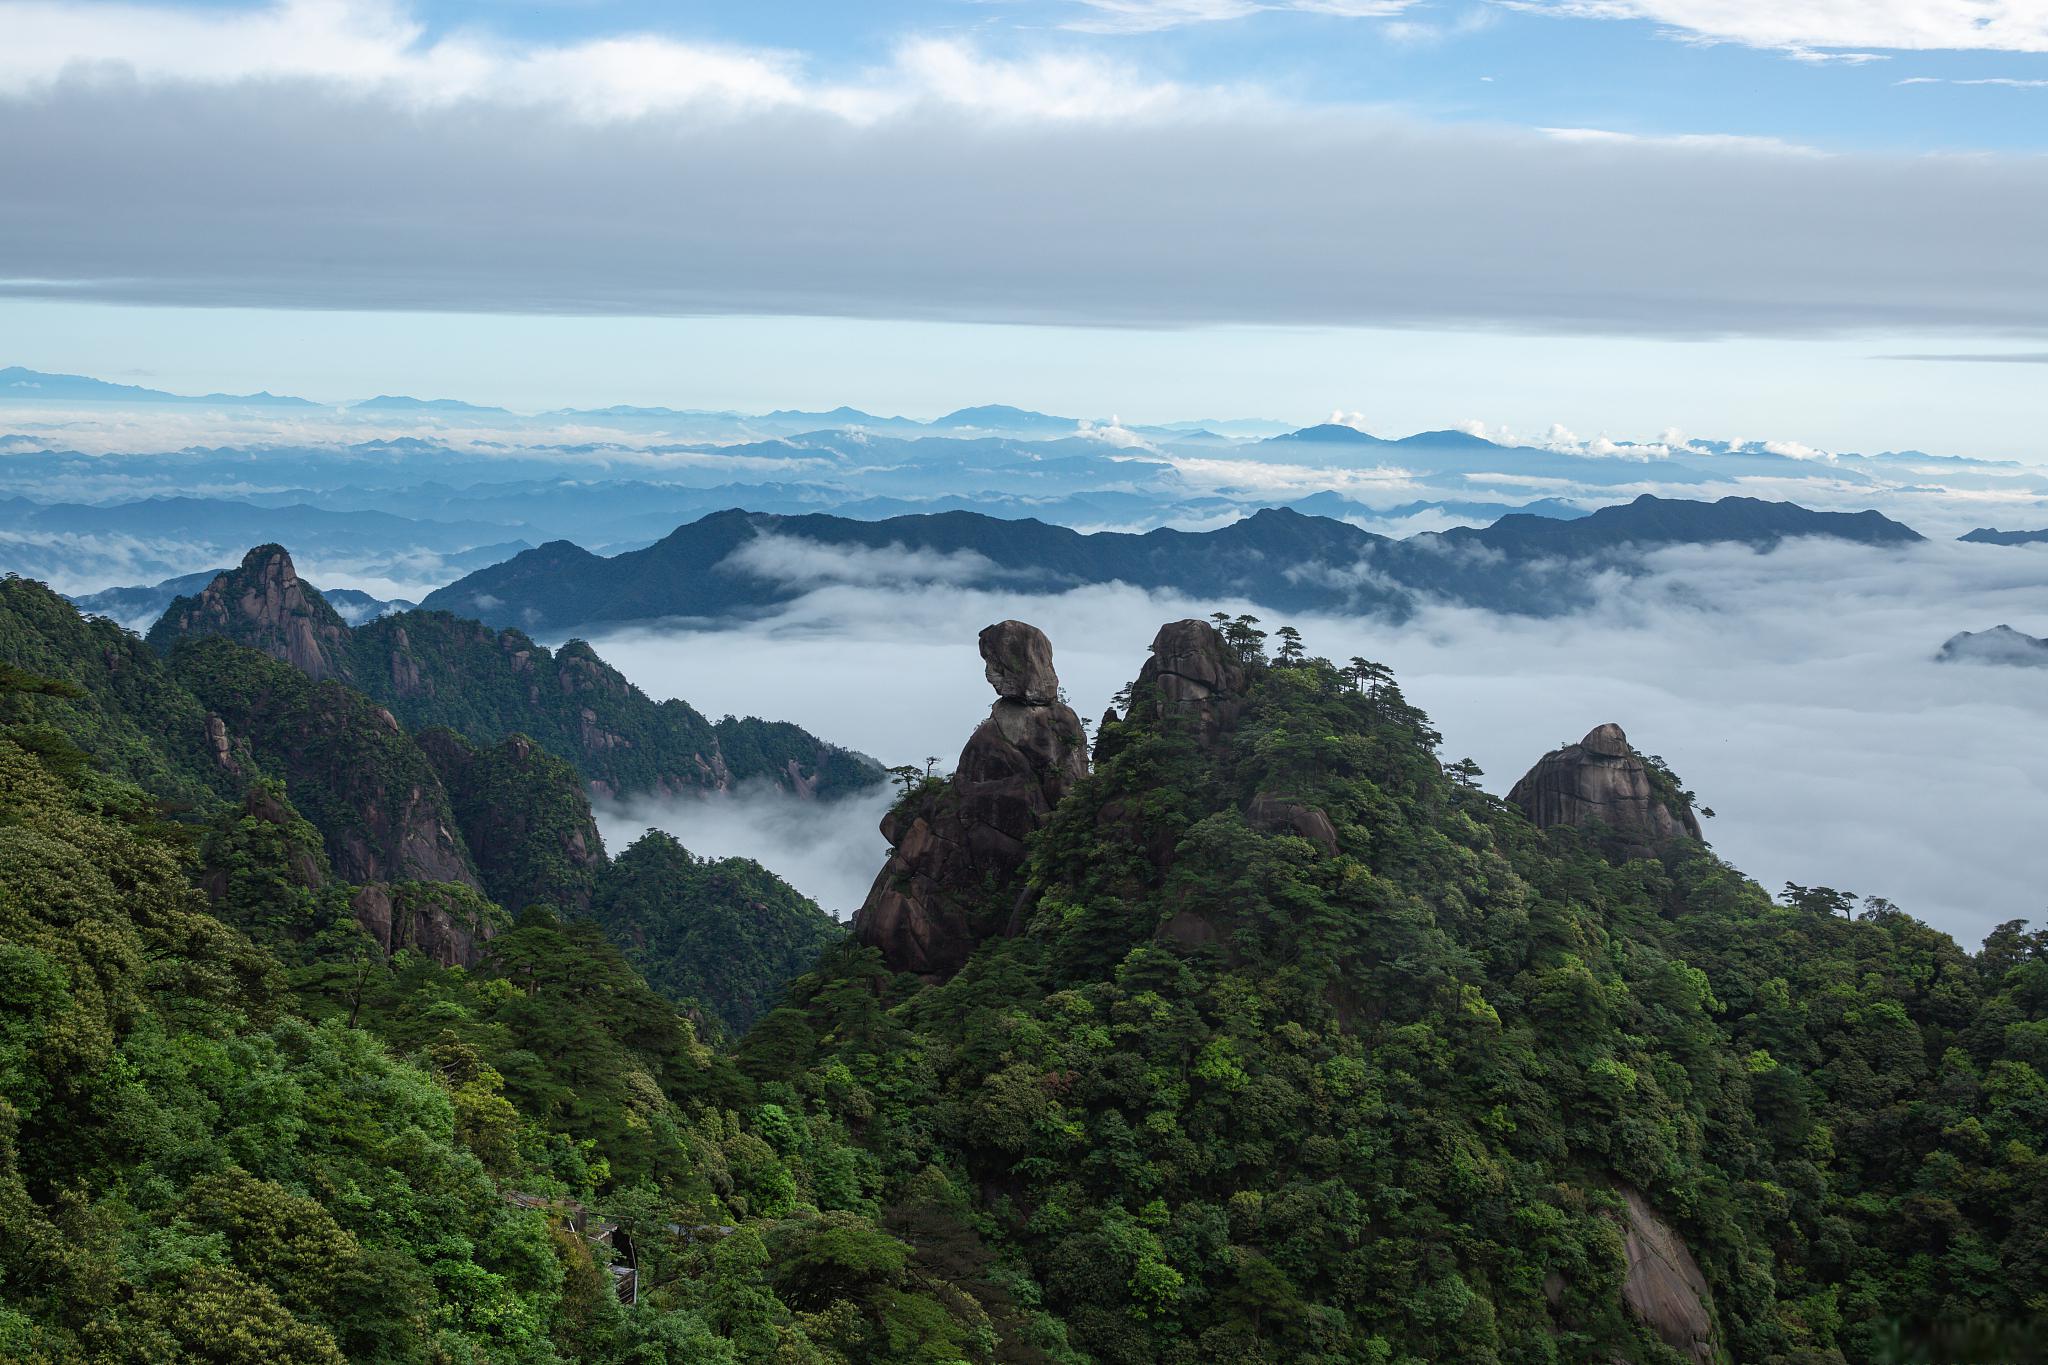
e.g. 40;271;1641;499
518;1;2040;147
184;0;2048;153
4;0;2046;455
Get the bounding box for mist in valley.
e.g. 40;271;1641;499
580;538;2048;949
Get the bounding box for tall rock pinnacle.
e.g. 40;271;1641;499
1507;723;1702;860
853;621;1089;978
147;543;355;684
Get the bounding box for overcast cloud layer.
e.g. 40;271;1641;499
579;538;2048;949
3;2;2046;337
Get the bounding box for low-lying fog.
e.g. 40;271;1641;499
579;538;2048;948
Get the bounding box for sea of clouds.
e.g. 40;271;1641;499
579;537;2048;947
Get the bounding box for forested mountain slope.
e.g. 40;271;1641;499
145;544;883;800
743;616;2046;1364
6;568;844;1014
2;593;2041;1364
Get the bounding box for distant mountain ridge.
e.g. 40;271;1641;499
1960;527;2048;546
0;364;317;406
424;494;1925;631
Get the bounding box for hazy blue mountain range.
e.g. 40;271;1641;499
0;364;318;407
0;492;533;594
2;366;2042;605
349;394;514;415
423;495;1924;631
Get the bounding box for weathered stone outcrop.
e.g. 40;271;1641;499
148;544;354;683
350;882;498;969
1507;723;1701;859
1616;1187;1716;1364
1134;619;1248;741
1245;792;1339;857
981;619;1062;704
853;621;1088;978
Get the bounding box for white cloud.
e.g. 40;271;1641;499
1762;439;1830;460
595;783;895;921
1077;416;1154;449
718;532;1031;591
0;0;1200;123
3;2;2045;336
1897;74;2048;86
1061;0;1419;34
1538;126;1825;155
1508;0;2048;56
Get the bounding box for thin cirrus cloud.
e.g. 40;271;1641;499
1058;0;1420;34
1504;1;2048;57
2;0;2046;339
1897;75;2048;86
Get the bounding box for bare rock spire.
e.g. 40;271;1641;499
853;620;1088;978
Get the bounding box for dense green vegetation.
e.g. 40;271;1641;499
169;634;484;889
422;727;607;916
0;576;232;806
593;831;846;1036
733;631;2046;1364
4;578;2043;1364
0;631;984;1364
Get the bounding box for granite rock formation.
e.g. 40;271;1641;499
1133;619;1248;741
1244;791;1340;858
854;621;1088;978
1507;723;1701;859
981;618;1062;704
148;544;354;684
1617;1187;1717;1364
419;728;606;915
349;882;498;969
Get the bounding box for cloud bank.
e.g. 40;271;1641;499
579;539;2048;950
594;784;896;921
2;2;2045;337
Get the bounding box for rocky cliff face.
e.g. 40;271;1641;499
853;620;1089;978
1616;1187;1717;1364
349;882;499;969
151;543;880;803
1506;723;1701;859
148;544;354;684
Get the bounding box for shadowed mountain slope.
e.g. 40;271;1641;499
424;495;1924;631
